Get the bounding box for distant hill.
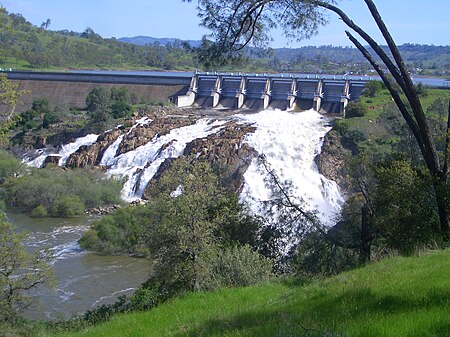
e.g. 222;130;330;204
119;36;201;48
1;6;448;76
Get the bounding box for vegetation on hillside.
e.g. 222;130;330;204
0;7;448;75
49;249;450;337
0;154;123;217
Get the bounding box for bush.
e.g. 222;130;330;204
4;166;122;216
201;245;274;290
51;195;85;217
111;100;132;119
30;205;48;218
362;80;383;97
345;101;368;118
0;150;23;182
290;229;360;276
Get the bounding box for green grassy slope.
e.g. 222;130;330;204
56;249;450;337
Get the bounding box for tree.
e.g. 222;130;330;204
40;18;51;30
189;0;450;241
86;87;111;126
0;213;54;322
0;74;29;145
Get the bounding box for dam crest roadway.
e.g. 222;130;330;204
5;70;448;114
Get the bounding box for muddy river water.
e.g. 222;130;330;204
6;210;152;321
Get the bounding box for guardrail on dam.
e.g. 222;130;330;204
177;73;366;114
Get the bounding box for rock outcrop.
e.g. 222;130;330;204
182;121;258;191
117;115;198;155
315;129;351;190
66;128;124;168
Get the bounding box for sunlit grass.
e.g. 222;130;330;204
54;249;450;337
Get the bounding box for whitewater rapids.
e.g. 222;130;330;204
24;109;344;225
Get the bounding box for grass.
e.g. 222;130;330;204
53;249;450;337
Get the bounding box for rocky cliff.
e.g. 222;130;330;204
315;129;352;191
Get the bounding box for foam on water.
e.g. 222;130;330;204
105;119;227;200
24;134;99;168
236;109;344;226
58;134;99;166
99;134;124;166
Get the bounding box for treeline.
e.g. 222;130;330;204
1;7;448;76
0;9;196;70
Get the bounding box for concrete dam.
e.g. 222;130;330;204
6;70;365;114
177;73;366;114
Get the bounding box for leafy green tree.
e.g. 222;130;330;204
345;101;368;118
86;87;111;126
373;159;440;253
0;74;29;145
191;0;450;242
363;80;383;97
0;150;22;183
0;213;54;322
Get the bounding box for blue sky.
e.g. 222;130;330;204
2;0;449;47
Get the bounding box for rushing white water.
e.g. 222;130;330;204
99;135;124;166
236;109;344;226
25;133;99;168
57;134;99;166
105;119;227;200
23;110;343;224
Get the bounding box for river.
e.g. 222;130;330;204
6;210;152;321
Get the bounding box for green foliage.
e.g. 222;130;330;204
51;195;85;217
55;250;450;337
86;87;111;126
3;166;122;217
80;206;152;255
201;245;274;290
290;229;360;276
110;100;132;119
0;73;29;145
415;82;428;97
30;205;48;218
345;100;368;118
0;150;23;183
0;213;55;322
362;80;383;97
373;159;441;253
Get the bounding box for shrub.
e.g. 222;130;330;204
345;101;368;118
362;80;383;97
31;205;48;218
51;195;85;217
201;245;274;290
4;166;122;215
0;150;23;182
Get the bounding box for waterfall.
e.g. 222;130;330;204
99;135;124;166
25;134;99;168
23;110;343;225
236;109;343;226
104;119;227;200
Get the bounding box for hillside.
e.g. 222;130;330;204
54;249;450;337
0;9;196;71
1;7;449;75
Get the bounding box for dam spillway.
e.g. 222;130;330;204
177;73;366;114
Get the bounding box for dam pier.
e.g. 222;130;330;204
178;73;365;114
